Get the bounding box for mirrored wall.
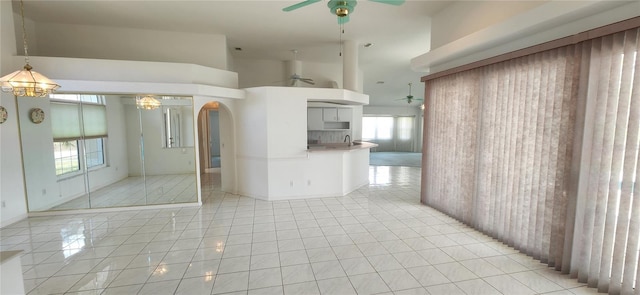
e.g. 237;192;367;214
17;93;198;212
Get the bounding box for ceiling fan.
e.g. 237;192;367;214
291;73;315;86
283;0;405;24
397;83;424;104
289;50;315;86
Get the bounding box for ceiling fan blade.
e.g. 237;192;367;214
283;0;322;12
368;0;405;5
300;79;315;85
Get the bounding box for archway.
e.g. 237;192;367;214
197;101;236;194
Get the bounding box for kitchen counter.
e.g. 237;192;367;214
307;141;378;152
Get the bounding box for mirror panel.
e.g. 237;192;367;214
140;97;197;205
20;94;198;212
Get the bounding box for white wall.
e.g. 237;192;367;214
236;88;269;198
31;22;229;70
0;0;28;226
235;59;287;88
431;1;544;49
16;97;59;211
235;58;348;90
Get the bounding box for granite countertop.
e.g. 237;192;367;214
307;141;378;152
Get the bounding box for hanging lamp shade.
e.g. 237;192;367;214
137;95;161;110
0;64;60;97
0;0;60;97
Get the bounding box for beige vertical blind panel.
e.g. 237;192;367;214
574;28;639;295
423;46;579;269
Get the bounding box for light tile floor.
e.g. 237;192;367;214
0;166;599;295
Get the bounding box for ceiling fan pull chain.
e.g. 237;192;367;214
339;23;343;56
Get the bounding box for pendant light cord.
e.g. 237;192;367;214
19;0;30;66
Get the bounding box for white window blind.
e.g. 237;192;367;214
397;117;413;141
82;104;107;139
51;102;107;141
51;103;81;141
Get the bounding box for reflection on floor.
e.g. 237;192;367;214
0;166;592;295
51;174;197;211
370;152;422;167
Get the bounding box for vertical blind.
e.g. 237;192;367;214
424;46;579;264
422;26;639;295
573;28;639;295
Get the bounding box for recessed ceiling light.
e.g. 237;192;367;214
376;81;384;84
364;43;373;48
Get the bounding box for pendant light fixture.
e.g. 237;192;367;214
0;0;60;97
136;95;161;110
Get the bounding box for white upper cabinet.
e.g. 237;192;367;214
337;108;352;122
308;107;352;130
307;108;324;130
323;108;351;122
323;108;338;122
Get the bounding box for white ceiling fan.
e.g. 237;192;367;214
289;50;315;86
396;82;423;104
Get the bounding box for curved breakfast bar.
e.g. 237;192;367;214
304;141;378;199
236;87;374;201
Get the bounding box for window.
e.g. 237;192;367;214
53;141;80;175
84;138;105;168
50;94;108;176
396;117;413;141
362;117;393;140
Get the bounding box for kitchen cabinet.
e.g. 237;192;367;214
308;107;352;130
337;108;352;122
307;108;324;130
323;108;338;121
323;108;352;122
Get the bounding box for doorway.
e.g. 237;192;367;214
199;102;221;173
208;109;221;170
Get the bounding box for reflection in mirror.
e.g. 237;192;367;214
139;96;196;205
19;93;198;212
162;99;194;148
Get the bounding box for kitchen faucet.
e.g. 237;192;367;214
344;135;351;146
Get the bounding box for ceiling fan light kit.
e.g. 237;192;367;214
283;0;405;24
397;82;424;104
